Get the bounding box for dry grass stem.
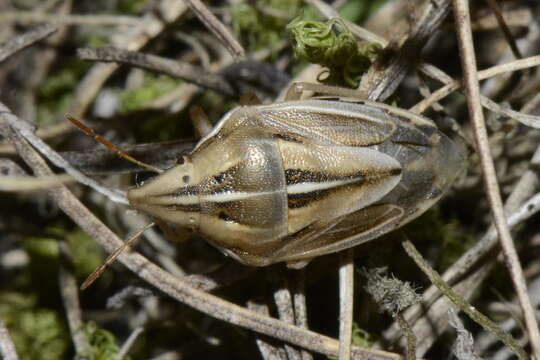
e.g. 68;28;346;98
58;240;88;355
1;108;128;204
402;239;527;359
66;1;188;119
77;47;235;96
0;24;57;63
0;321;19;360
338;249;355;360
0;174;74;191
270;270;302;360
484;0;523;59
411;55;540;115
0;12;141;26
360;0;451;101
183;0;245;59
452;0;540;356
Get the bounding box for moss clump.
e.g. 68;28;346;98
351;323;376;348
119;74;181;113
37;61;85;126
0;292;69;360
117;0;150;14
405;209;473;272
77;322;125;360
287;17;381;88
229;0;309;53
328;323;376;359
66;228;105;282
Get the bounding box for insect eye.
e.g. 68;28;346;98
182;175;190;184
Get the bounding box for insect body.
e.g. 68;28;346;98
128;97;465;267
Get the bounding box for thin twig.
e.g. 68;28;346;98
484;0;523;59
338;249;354;360
118;326;144;358
0;174;74;191
360;0;452;101
390;261;495;356
77;47;235;96
247;301;288;360
58;240;88;356
479;96;540;129
292;270;313;360
476;277;540;355
270;269;302;360
402;240;527;359
66;1;188;119
183;0;245;59
0;321;19;360
1;106;406;360
395;314;416;360
58;140;195;175
376;37;540;355
382;189;540;352
411;55;540;115
1;107;128;204
0;12;141;26
452;0;540;356
0;24;57;63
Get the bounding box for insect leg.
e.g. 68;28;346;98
283;81;365;101
67;115;163;174
155;218;191;243
80;222;156;290
189;106;213;138
238;92;262;106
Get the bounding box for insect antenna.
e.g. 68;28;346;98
66;114;164;174
80;222;156;290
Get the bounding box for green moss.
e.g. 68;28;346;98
85;34;109;49
119;74;181;113
404;209;473;271
229;0;311;53
328;323;375;359
77;322;124;360
37;60;89;126
339;0;389;24
22;227;107;295
0;293;69;360
23;234;61;300
287;17;381;87
351;323;376;348
66;228;105;282
24;236;59;259
117;0;150;14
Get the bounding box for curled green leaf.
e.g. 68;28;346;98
287;17;381;87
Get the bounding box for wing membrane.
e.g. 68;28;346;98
271;204;404;263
